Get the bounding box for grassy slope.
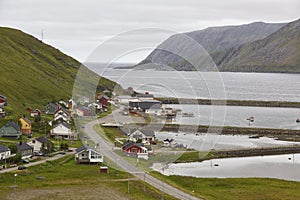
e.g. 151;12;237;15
0;27;116;118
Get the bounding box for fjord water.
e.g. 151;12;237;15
169;104;300;130
100;69;300;101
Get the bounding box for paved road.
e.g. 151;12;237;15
84;109;201;200
0;151;74;174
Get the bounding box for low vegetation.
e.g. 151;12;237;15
151;172;300;200
0;155;176;200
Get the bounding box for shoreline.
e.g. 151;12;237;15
175;146;300;163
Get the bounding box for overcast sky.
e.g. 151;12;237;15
0;0;299;63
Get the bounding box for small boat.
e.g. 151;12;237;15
296;118;300;123
247;116;254;122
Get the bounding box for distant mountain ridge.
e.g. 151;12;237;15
134;19;300;72
217;19;300;72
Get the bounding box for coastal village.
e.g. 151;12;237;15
0;89;186;169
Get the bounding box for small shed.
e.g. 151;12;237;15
100;166;108;173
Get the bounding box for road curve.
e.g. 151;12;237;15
83;110;201;200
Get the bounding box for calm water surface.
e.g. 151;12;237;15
97;69;300;102
155;132;300;151
152;154;300;182
168;104;300;130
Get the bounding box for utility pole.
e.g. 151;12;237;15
14;174;17;200
127;172;130;194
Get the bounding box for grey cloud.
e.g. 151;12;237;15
0;0;299;62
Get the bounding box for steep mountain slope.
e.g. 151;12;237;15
139;22;285;70
217;19;300;72
0;27;116;116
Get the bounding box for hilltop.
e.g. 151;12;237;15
217;19;300;72
0;27;117;117
132;19;300;73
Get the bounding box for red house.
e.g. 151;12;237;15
30;109;42;117
121;142;149;160
0;95;7;107
97;94;109;110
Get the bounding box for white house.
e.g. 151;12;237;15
0;145;11;162
54;108;71;120
28;137;51;152
75;146;103;164
50;122;77;140
54;114;69;123
128;129;155;145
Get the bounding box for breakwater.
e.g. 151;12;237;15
159;124;300;136
156;97;300;108
214;145;300;158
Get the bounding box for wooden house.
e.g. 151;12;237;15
44;103;59;115
19;117;32;135
121;142;149;160
97;94;109;110
28;137;51;152
0;121;22;138
50;122;77;140
0;145;11;162
75;146;103;164
128;129;155;145
0;94;7;107
17;142;33;159
30;109;42;117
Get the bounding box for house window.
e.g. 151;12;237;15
90;151;101;159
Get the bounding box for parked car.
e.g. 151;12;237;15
18;165;26;170
33;151;44;156
22;159;30;163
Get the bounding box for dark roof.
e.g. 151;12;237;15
163;138;173;143
17;142;33;151
0;144;10;153
75;145;99;154
36;137;50;144
130;129;155;137
122;141;143;151
55;107;71;116
75;146;86;153
53;121;71;129
4;121;20;131
20;117;32;124
140;129;155;137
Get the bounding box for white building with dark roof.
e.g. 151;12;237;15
50;122;77;140
75;146;103;164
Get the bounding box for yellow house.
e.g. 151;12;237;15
19;117;32;135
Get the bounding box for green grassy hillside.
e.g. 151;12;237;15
0;27;116;117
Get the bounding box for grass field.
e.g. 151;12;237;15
0;155;176;200
151;172;300;200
